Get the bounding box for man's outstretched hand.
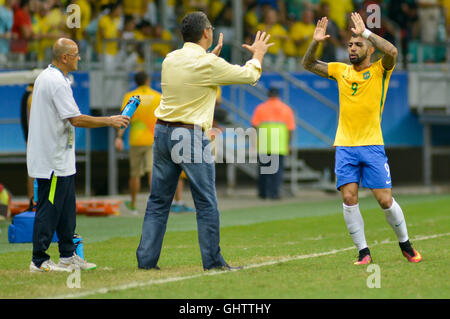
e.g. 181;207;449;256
242;31;274;55
242;31;274;65
211;32;224;56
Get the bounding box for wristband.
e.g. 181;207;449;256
362;29;372;39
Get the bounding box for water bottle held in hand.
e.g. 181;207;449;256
33;179;38;204
121;95;141;128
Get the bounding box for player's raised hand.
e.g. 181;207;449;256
350;12;366;35
109;115;130;129
313;17;331;42
242;31;274;55
211;32;223;56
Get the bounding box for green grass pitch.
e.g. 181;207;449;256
0;193;449;299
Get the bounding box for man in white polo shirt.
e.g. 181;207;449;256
27;38;130;272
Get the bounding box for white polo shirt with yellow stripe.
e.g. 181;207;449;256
27;65;81;179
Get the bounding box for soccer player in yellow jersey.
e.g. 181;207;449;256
302;13;422;265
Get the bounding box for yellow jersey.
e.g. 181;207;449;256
320;0;354;31
151;29;173;58
96;15;121;55
328;59;394;146
255;23;288;55
285;22;323;58
121;86;161;146
74;0;92;40
122;0;147;16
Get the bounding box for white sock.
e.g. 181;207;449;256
384;198;409;243
343;203;368;251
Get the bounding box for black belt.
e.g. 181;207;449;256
156;119;204;131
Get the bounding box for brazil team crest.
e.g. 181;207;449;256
363;71;371;80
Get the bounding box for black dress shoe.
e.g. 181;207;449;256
138;265;160;270
223;263;243;271
204;263;242;271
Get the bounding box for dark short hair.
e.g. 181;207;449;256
134;71;148;86
268;87;280;97
181;11;210;43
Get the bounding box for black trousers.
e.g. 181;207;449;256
258;154;285;199
32;173;76;267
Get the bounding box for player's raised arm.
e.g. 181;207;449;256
350;12;398;70
301;17;330;78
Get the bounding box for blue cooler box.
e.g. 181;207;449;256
8;211;59;243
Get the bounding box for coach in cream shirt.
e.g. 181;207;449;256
136;11;274;271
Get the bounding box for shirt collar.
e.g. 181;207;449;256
48;64;71;84
183;42;207;54
49;64;67;77
136;85;151;91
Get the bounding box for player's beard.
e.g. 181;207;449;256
349;51;367;65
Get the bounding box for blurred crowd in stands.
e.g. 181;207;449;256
0;0;449;71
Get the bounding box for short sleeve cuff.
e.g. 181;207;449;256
60;111;82;120
246;58;262;71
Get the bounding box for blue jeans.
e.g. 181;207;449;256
136;124;226;269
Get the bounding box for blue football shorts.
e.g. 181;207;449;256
335;145;392;190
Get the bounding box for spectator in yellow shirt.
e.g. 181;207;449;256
134;19;152;67
255;7;288;68
120;15;139;70
96;2;122;69
72;0;92;42
151;24;174;61
122;0;147;18
320;0;353;31
38;2;67;61
285;9;323;62
29;1;46;61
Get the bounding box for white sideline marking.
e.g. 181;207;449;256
51;232;450;299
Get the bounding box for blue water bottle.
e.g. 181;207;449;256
121;95;141;127
73;233;84;260
33;179;38;204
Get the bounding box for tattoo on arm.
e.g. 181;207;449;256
367;33;398;70
301;40;329;78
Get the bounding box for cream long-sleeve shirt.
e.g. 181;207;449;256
155;42;262;132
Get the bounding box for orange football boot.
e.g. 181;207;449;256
402;248;423;263
354;254;373;265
